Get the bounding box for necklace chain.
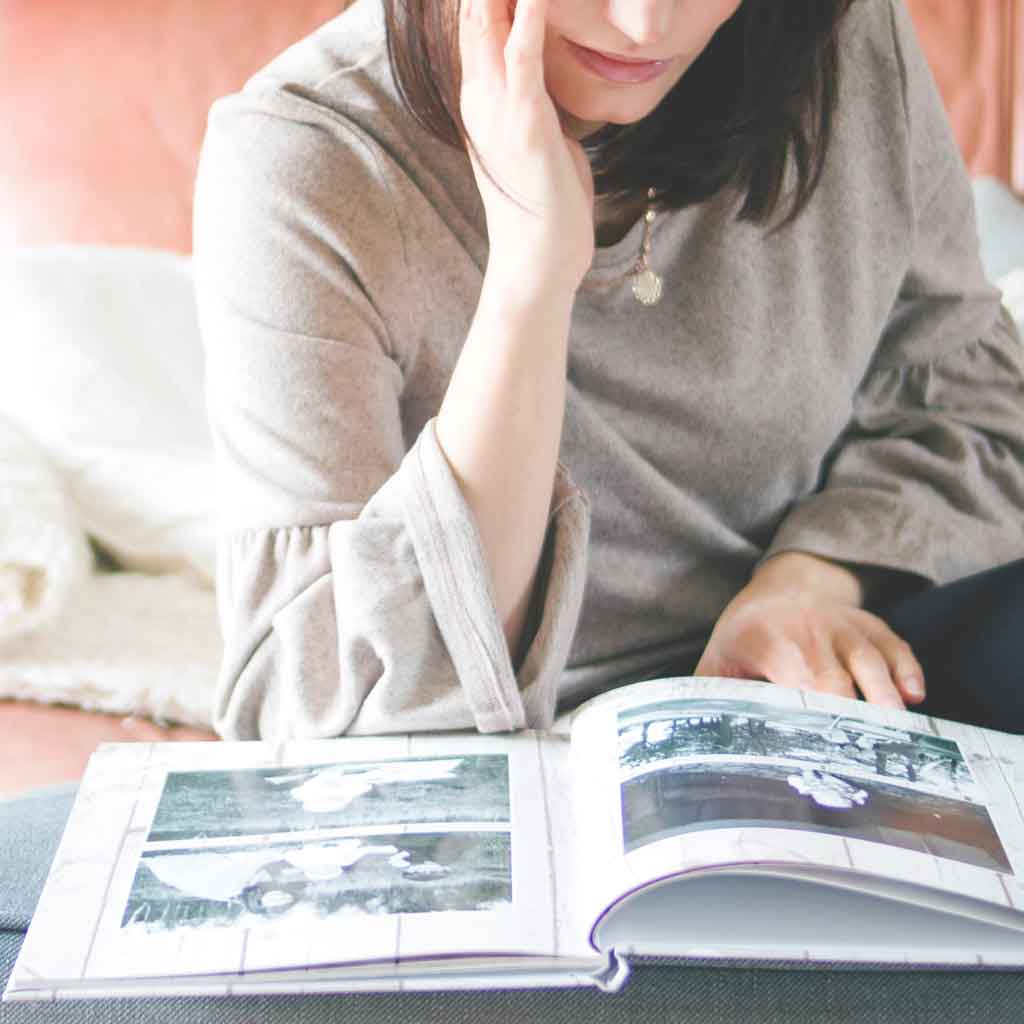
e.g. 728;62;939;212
631;187;664;306
581;187;664;306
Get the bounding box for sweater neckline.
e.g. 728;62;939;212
588;215;648;274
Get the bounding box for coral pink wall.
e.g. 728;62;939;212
0;0;351;252
0;0;1019;253
906;0;1022;191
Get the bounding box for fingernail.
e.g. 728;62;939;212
904;675;925;699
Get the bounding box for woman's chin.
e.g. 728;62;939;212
554;90;669;138
558;108;654;141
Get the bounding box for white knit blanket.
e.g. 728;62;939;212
0;415;218;728
1000;267;1024;328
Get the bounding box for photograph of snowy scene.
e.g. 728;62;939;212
121;831;512;931
618;699;1011;872
117;755;513;933
146;755;510;842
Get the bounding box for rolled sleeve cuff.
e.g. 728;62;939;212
402;419;590;732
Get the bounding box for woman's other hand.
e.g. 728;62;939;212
695;552;927;709
459;0;595;295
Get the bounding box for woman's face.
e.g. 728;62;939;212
540;0;743;138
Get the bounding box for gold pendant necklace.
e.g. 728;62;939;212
630;187;663;306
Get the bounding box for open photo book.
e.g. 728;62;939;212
6;676;1024;1002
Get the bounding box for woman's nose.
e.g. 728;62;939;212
604;0;674;47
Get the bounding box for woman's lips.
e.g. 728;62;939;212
566;40;671;85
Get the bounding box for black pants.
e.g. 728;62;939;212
873;557;1024;733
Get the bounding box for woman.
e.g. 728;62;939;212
192;0;1024;741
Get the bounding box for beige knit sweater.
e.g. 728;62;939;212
193;0;1024;741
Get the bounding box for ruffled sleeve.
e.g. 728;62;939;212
763;0;1024;583
764;323;1024;583
194;84;589;741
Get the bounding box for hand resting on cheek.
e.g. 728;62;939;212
458;0;595;295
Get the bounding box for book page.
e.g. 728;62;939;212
567;677;1024;956
10;731;586;999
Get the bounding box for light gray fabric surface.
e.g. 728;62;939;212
972;177;1024;283
192;0;1024;742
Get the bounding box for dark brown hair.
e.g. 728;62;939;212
385;0;858;227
